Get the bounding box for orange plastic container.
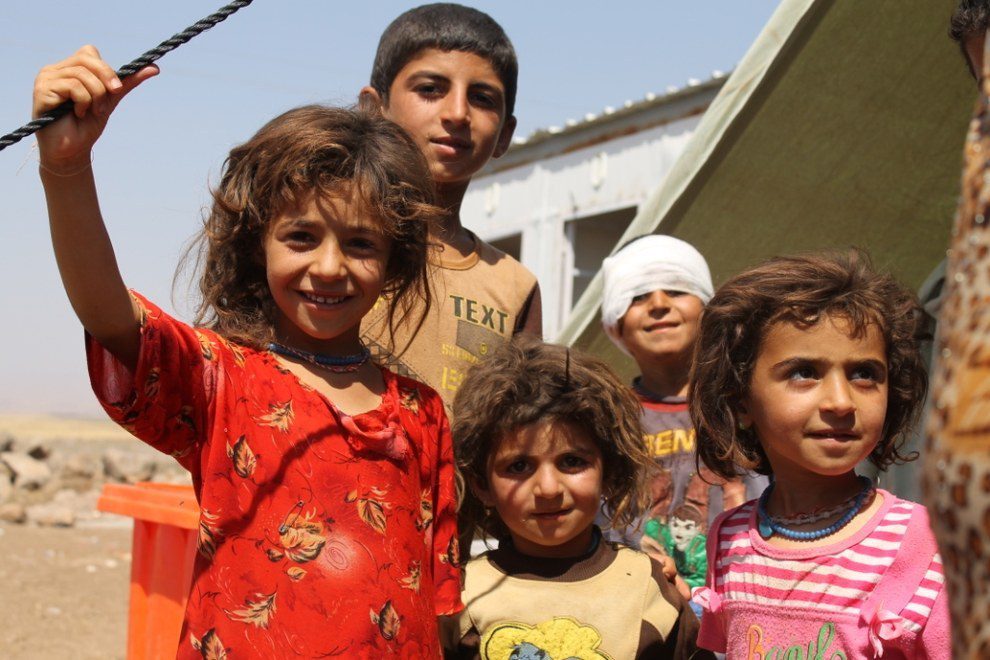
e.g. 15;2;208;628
98;482;201;659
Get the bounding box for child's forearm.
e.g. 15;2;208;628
673;574;691;601
41;164;140;368
33;47;158;371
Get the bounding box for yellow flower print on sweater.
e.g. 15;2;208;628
480;616;611;660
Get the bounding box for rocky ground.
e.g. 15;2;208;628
0;415;190;658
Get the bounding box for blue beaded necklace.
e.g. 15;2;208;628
757;475;874;541
268;342;370;373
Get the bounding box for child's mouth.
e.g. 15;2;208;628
807;430;859;441
300;291;348;306
531;509;571;520
431;136;472;156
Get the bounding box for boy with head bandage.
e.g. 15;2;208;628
599;235;765;601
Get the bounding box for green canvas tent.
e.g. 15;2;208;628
559;0;975;378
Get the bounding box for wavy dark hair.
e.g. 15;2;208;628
451;336;653;543
187;105;438;347
690;250;928;479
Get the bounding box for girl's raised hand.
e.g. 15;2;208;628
32;45;158;173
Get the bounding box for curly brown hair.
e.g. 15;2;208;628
451;335;653;542
188;105;438;347
690;250;928;479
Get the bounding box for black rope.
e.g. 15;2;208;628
0;0;254;153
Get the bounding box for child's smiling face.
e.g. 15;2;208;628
619;289;704;367
264;191;390;354
475;420;603;558
740;315;888;484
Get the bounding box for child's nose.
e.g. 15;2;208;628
648;290;672;311
821;374;856;415
532;466;563;498
440;91;470;125
312;243;347;279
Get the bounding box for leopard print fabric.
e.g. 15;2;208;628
923;49;990;657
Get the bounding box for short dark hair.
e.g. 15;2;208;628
451;336;653;542
369;3;518;117
690;250;928;479
192;105;437;348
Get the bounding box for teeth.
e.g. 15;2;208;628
304;293;345;305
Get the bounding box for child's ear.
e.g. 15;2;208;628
737;404;753;431
492;115;517;159
359;86;385;113
469;476;496;507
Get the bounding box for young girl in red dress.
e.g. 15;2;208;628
33;47;461;657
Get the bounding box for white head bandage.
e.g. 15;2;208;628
601;235;713;355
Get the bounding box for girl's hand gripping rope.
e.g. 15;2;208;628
33;46;158;175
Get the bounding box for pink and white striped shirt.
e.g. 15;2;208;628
694;491;950;659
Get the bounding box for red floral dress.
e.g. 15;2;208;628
87;294;462;658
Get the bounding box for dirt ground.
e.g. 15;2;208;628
0;519;132;659
0;414;194;658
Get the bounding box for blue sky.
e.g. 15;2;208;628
0;0;780;416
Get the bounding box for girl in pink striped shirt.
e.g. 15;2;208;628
689;252;950;659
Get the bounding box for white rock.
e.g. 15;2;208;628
0;502;27;524
27;503;76;528
0;452;52;491
58;453;101;481
52;488;81;504
102;449;156;484
0;474;11;504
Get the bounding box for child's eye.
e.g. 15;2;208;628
347;237;380;252
470;91;497;109
850;364;884;384
415;83;443;98
663;290;687;298
630;292;650;304
559;454;589;471
787;365;817;381
285;231;315;246
504;459;530;475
